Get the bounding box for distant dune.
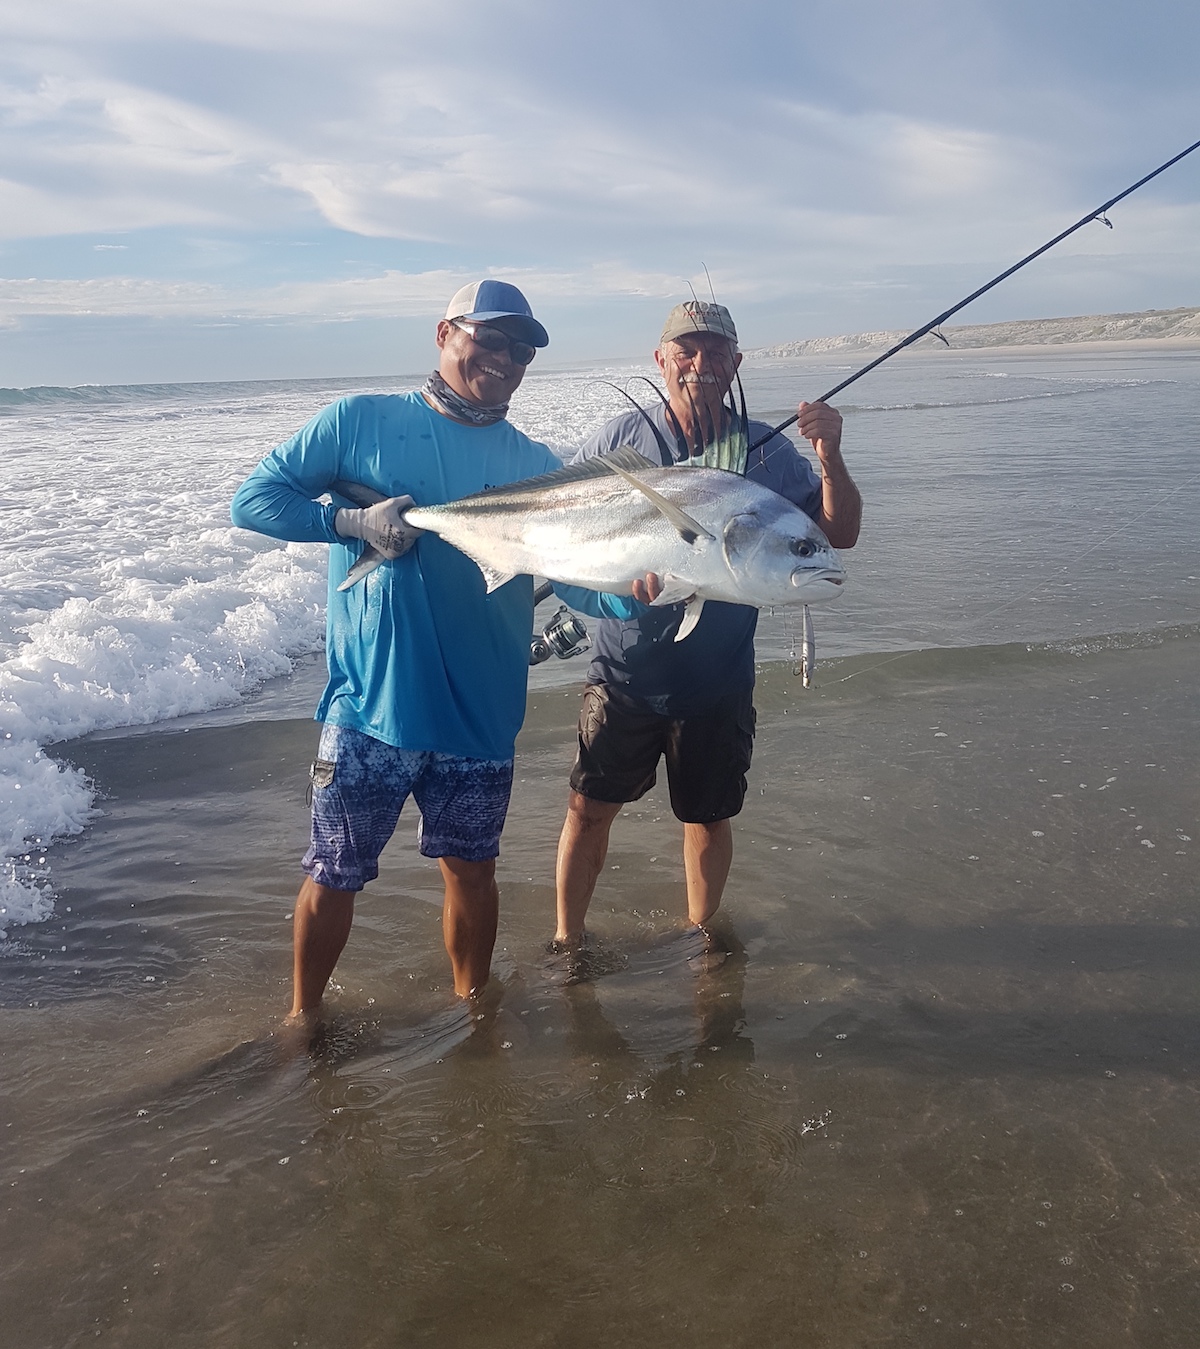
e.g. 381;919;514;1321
748;306;1200;358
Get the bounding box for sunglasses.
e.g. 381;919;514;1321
451;319;537;367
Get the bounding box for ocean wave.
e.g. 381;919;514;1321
753;622;1200;699
0;737;94;937
0;532;328;937
1;382;201;409
837;379;1156;415
0;375;424;416
943;372;1170;388
0;381;280;414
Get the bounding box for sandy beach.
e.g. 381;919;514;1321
2;627;1197;1347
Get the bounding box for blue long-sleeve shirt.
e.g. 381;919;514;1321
231;391;640;759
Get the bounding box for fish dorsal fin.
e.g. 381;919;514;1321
676;427;749;475
459;446;660;500
599;459;715;545
673;599;706;642
331;479;387;508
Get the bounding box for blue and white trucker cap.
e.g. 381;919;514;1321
444;279;549;348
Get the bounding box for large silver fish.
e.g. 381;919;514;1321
333;447;844;640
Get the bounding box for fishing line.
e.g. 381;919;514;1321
821;469;1200;688
751;135;1200;456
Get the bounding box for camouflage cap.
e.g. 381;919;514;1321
660;300;738;348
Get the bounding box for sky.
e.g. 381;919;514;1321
2;0;1199;386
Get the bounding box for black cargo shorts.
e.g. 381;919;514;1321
568;683;756;824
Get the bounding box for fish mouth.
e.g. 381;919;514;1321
790;568;844;589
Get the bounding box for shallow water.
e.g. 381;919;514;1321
748;345;1200;662
4;628;1198;1347
3;346;1199;930
3;346;1199;1344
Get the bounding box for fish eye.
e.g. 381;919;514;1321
789;538;815;558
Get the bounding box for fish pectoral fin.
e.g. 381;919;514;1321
330;479;388;508
648;575;697;607
479;564;519;593
673;599;706;642
337;545;386;590
601;461;715;545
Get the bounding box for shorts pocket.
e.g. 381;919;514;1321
306;757;336;805
736;699;757;740
580;687;606;744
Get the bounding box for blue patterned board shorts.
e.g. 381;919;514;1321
301;724;515;891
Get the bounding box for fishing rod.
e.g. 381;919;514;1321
750;135;1200;452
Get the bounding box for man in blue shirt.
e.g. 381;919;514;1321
552;300;862;956
231;280;642;1020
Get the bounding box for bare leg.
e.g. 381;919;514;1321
683;818;733;927
290;878;357;1019
439;856;500;998
555;792;624;944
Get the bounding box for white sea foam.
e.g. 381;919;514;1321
0;735;92;935
0;366;644;934
0;379;344;932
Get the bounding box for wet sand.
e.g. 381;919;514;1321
3;630;1199;1347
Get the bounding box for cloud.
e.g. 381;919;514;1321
0;68;295;237
0;263;687;322
0;54;1111;271
0;0;1198;378
7;185;1198;332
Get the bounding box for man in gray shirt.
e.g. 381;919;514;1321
552;300;862;956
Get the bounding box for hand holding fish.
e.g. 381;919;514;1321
630;573;665;604
335;495;424;559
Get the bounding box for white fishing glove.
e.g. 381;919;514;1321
334;495;422;559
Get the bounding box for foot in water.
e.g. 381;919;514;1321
274;1009;323;1058
684;923;730;974
543;932;628;985
274;949;517;1054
